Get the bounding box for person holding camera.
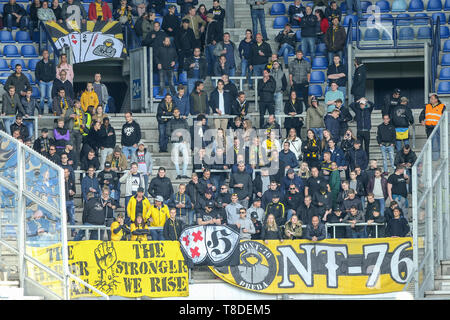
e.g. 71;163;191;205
100;187;117;240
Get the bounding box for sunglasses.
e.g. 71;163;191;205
289;187;296;190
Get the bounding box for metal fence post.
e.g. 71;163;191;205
426;142;434;292
17;145;25;290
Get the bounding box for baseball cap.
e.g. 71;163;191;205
205;190;213;195
354;139;361;145
287;168;295;174
272;192;281;199
359;98;367;105
394;88;401;94
104;161;111;168
169;4;176;9
250;212;258;219
41;128;48;133
138;140;145;146
205;201;214;208
334;206;342;212
155;195;164;202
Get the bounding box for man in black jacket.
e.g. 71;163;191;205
167;108;190;179
121;112;141;161
229;161;253;209
257;69;276;128
156;94;174;152
382;88;401;117
142;20;167;49
205;14;223;75
163;208;185;240
391;96;414;151
149;167;174;202
324;17;346;63
97;161;120;202
351;57;366;102
73;192;105;240
185;47;208;95
175;19;196;73
99;117;116;170
33;128;55;156
161;5;180;38
231;91;249;119
10;114;29;141
52;70;74;100
35;50;56;114
296;195;317;225
208;0;225;34
209;79;232;129
5;64;30;99
377;114;396;174
249;33;272;78
155;37;177;96
299;6;318;61
327;54;347;99
349;98;374;158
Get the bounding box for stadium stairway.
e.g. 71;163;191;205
425;260;450;298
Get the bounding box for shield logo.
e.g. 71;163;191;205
179;226;208;264
205;225;240;264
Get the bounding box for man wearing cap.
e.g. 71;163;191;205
312;185;332;219
225;193;243;225
250;211;263;239
195;189;214;212
163;208;186;240
127;186;151;224
215;184;232;215
168;184;192;223
281;168;304;195
265;193;286;226
229;161;253;209
235;208;255;240
349;97;374;158
131;141;153;195
382;88;401;117
97;161;120;202
148;195;170;240
197;200;225;225
305;96;326;140
148;167;174;202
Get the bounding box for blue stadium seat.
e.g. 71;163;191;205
340;2;347;13
311;57;328;69
3;45;20;57
268;0;279;2
21;45;38;57
270;3;286;15
0;30;13;43
0;59;9;71
441;26;450;38
392;0;407;12
273;16;288;29
295;30;302;41
396;13;411;25
31;86;40;99
443;39;450;51
352;27;362;40
82;3;89;13
361;1;372;12
308;85;323;97
27;58;39;71
315;42;327;56
432;12;446;24
427;0;443;11
364;28;380;40
10;59;27;71
437;81;450;94
445;0;450;10
155;17;163;25
342;15;358;27
413;13;429;25
15;30;32;43
360;14;371;27
0;72;11;85
178;72;187;85
417;26;432;39
23;72;33;84
439;67;450;80
441;53;450;65
381;30;392;40
153;87;167;99
381;13;393;22
309;71;325;83
408;0;424;11
398;27;415;40
376;0;390;12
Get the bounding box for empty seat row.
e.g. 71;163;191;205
340;0;450;13
343;12;446;27
0;58;40;71
360;25;449;39
0;45;38;58
0;30;32;44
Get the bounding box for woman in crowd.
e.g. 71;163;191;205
261;214;284;243
284;214;303;239
92;105;107;123
321;129;332;150
56;54;74;84
315;9;329;42
283;128;302;161
130;215;150;241
302;129;321;169
284;90;304;138
298;161;311;184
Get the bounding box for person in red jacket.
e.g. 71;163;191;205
88;0;112;21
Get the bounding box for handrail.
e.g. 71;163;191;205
355;16;434;50
66;273;110;300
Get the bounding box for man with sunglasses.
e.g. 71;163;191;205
235;208;255;240
283;183;304;222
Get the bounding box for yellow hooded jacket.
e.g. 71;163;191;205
80;90;99;112
149;204;170;227
127;196;152;223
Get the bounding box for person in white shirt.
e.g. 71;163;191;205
209;79;231;130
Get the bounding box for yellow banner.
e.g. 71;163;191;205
210;238;413;295
27;241;189;298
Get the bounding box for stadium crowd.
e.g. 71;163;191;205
1;0;447;242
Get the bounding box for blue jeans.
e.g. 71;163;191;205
328;51;343;64
251;9;267;40
311;128;324;140
301;37;316;61
5;14;29;30
396;138;410;152
278;43;294;66
286;209;295;222
39;81;53;113
338;86;346;102
122;146;137;162
346;0;362;18
206;44;216;76
150;229;165;241
241;58;252;85
187;77;200;96
3;117;15;135
375;198;385;217
346;227;366;238
380;145;395;172
74;223;103;241
274;91;283;115
66;200;75;225
188;209;196;225
23;119;34;139
252;63;266;88
158;122;168;152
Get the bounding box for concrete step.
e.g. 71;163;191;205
424;290;450;299
440;260;450;275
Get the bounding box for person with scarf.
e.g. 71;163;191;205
163;208;185;240
52;87;73;116
284;91;304;138
64;100;88;169
302;129;321;170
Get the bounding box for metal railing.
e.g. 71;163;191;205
67;225;163;240
407;110;449;298
0;115;59;139
431;16;441;93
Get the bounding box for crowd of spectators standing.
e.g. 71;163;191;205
1;0;446;243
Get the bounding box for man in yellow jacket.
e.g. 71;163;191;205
110;213;131;241
80;82;99;112
126;187;152;224
149;195;170;240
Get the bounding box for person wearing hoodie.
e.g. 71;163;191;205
61;0;87;26
186;172;206;223
275;23;296;68
347;139;368;171
235;208;255;240
53;118;70;154
163;208;186;240
351;57;367;101
73;192;105;240
130;141;153;196
97;117;116;170
121;112;141;161
38;0;56;22
80;82;99;112
88;0;112;21
324;17;346;63
80;148;100;171
391;96;414;151
161;5;180;38
349;98;374;158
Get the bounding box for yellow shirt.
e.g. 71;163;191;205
130;223;149;241
149;205;170;227
95;2;103;19
110;221;125;241
80;90;99;112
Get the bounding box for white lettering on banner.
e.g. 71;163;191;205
390;242;414;283
363;243;388;288
315;245;348;288
277;245;314;288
